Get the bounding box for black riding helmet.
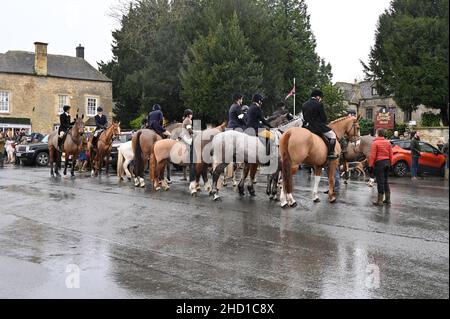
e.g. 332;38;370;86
152;104;161;111
183;109;193;117
63;105;71;112
252;93;265;103
311;88;324;98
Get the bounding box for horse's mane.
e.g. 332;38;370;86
329;115;354;125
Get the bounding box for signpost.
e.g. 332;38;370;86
375;109;395;130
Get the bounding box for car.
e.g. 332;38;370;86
26;132;45;143
110;132;134;169
391;140;446;177
15;135;51;166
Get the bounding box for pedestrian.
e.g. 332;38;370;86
369;128;393;206
0;132;6;168
410;131;421;181
437;137;445;153
442;140;449;181
392;131;400;141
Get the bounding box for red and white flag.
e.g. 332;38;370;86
285;85;296;100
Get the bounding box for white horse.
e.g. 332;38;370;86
117;141;134;181
5;140;15;163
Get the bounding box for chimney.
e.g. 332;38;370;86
76;44;84;59
34;42;48;76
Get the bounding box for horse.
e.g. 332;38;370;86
265;116;304;200
48;114;86;178
132;129;162;188
279;115;361;208
89;122;121;177
210;127;282;201
152;123;227;194
117;141;134;181
341;135;374;184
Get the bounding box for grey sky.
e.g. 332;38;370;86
0;0;392;83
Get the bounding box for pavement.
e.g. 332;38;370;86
0;164;448;299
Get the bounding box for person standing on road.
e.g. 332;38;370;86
410;131;421;181
369;129;393;206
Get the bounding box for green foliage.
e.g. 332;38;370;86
359;118;375;136
322;84;346;121
100;0;333;126
180;13;263;124
130;114;147;130
363;0;449;126
421;112;442;127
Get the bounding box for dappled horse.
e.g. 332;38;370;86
152;123;227;194
210;128;282;201
48;115;85;178
90;122;121;177
132;129;162;188
279;115;361;208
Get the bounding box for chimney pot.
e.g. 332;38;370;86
76;44;85;59
34;42;48;76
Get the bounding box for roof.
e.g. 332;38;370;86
360;81;376;99
335;82;362;105
0;50;111;82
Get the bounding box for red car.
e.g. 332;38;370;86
391;140;446;177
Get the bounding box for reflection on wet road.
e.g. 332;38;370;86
0;166;448;298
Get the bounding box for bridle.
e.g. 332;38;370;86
345;119;360;143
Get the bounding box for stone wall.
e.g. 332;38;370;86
0;73;112;134
415;127;449;147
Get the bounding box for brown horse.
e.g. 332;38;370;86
48;115;85;178
89;122;121;177
132;129;162;188
341;135;375;184
152;123;227;194
279;115;361;208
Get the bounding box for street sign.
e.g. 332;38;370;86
375;110;395;129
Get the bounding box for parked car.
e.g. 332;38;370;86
26;132;45;143
15;135;50;166
391;140;446;177
110;131;134;169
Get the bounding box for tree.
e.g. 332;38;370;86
363;0;449;126
323;84;346;121
180;13;263;124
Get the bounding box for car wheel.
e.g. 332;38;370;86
36;152;49;166
393;161;409;177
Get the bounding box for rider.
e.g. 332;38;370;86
92;107;108;149
302;89;338;160
227;93;245;130
147;104;170;138
58;105;74;151
180;109;194;145
245;93;273;135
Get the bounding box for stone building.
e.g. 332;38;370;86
335;80;438;124
0;42;112;134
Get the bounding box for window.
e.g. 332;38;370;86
58;95;69;114
404;110;412;122
87;97;97;116
0;91;10;113
371;87;378;96
419;143;435;154
366;108;373;121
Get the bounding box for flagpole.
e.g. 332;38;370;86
293;78;296;116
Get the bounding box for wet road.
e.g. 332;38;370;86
0;165;448;299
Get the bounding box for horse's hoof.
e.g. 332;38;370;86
167;180;172;185
213;194;221;202
269;195;274;200
281;202;288;209
289;201;298;208
209;191;214;197
191;191;197;197
127;177;132;182
329;197;337;203
313;197;320;203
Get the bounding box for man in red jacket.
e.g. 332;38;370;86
369;129;393;206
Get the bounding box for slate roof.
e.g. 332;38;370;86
335;82;362;105
0;50;111;82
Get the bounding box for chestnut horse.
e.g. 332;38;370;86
279;115;361;208
152;123;227;194
48;115;85;178
89;122;121;177
132;129;162;188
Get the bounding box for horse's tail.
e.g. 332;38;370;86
149;142;157;182
117;145;125;178
280;131;293;194
134;131;144;178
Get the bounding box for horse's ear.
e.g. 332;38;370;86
82;114;85;120
76;114;79;119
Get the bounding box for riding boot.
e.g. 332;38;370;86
266;137;270;156
373;193;384;206
327;138;338;160
57;137;63;152
383;192;391;205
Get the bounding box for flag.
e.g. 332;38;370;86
285;85;296;100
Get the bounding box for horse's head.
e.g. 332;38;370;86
74;114;85;135
112;122;121;136
330;115;361;142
